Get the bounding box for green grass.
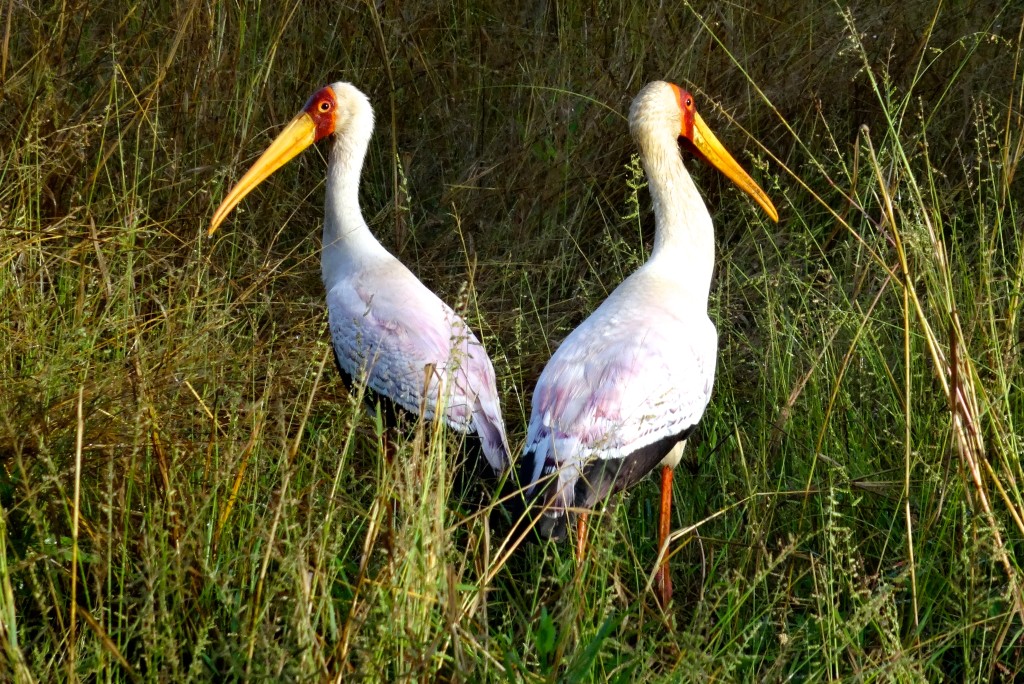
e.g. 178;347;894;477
2;0;1023;681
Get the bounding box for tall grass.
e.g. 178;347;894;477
1;0;1022;680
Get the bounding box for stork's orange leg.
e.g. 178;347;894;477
575;512;589;563
654;465;673;607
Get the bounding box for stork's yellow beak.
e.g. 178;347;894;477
690;111;779;223
208;112;319;236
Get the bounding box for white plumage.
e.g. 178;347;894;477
517;81;778;605
209;82;510;473
523;275;717;504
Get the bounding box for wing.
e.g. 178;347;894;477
327;264;509;472
522;297;717;509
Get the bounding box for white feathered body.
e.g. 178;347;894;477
522;259;717;510
318;82;509;473
519;80;722;531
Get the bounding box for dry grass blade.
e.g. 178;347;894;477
68;386;84;679
213;402;265;548
74;607;141;684
0;509;31;682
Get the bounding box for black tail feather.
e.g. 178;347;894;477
496;429;695;553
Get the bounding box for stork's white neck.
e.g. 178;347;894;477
321;121;389;287
638;129;715;302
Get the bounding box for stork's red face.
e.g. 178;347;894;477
672;85;697;141
209;85;339;235
667;83;778;223
302;86;339;142
670;85;710;167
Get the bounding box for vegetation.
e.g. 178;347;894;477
2;0;1022;680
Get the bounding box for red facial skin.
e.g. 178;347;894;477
670;84;696;140
670;83;709;166
303;86;338;142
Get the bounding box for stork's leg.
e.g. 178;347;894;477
654;465;673;607
575;512;589;562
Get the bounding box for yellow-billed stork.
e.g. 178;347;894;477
208;82;510;473
517;81;778;606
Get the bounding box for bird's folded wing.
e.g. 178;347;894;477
326;274;509;471
526;316;716;466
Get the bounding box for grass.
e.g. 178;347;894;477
2;0;1023;680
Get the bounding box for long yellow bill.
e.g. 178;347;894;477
691;111;779;223
208;112;319;235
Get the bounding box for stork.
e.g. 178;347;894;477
517;81;778;606
208;82;510;474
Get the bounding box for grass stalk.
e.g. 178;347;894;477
68;385;84;681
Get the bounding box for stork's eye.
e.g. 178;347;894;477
685;97;692;108
319;100;332;112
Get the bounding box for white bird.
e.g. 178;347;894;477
208;82;510;474
517;81;778;606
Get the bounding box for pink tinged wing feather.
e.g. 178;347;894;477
523;293;717;503
327;263;509;472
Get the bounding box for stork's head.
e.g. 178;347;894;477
208;81;375;236
301;82;375;144
629;81;778;223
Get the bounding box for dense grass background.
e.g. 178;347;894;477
2;0;1023;680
